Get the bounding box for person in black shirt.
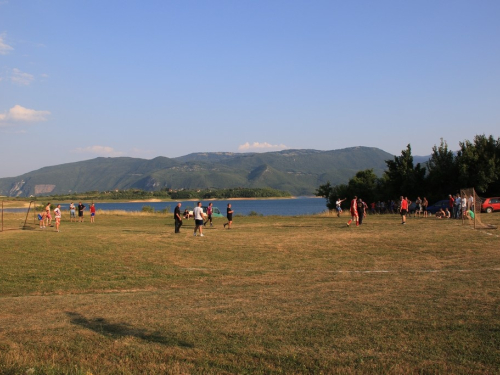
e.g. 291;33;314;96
357;198;366;225
223;203;234;229
77;202;86;222
174;202;183;233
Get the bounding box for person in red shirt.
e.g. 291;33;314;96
400;196;408;224
347;196;358;227
90;203;96;223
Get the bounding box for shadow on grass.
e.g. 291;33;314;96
66;312;193;348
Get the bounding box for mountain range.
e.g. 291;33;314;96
0;147;400;197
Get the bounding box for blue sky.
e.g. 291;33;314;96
1;0;499;178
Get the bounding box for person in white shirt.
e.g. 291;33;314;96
193;202;205;237
54;204;62;232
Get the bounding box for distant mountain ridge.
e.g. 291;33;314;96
0;147;400;197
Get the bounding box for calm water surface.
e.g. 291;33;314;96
8;198;328;216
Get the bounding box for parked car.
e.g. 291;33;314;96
426;199;450;214
202;206;224;218
186;206;224;218
481;197;500;213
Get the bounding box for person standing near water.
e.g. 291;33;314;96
174;202;183;233
193;202;205;237
54;204;62;232
223;203;234;229
78;202;86;222
90;203;96;223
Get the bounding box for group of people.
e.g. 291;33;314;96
448;193;474;219
345;196;368;227
38;201;96;232
174;202;234;236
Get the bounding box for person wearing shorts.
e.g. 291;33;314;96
90;203;96;223
45;202;52;227
204;202;213;227
193;201;205;237
69;202;76;222
336;198;346;217
54;204;62;232
400;196;408;224
224;203;234;229
78;202;86;222
347;196;358;227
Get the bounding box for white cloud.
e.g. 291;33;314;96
238;142;288;152
0;34;13;55
72;146;124;157
11;68;34;86
0;105;51;125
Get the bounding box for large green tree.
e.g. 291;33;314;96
382;144;426;199
426;138;458;201
456;134;500;194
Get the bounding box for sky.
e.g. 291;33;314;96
1;0;499;178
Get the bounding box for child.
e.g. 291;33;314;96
54;204;62;232
90;203;96;223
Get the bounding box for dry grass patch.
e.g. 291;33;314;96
0;212;499;373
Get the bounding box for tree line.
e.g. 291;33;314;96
316;134;500;209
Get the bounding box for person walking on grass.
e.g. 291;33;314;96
174;202;183;233
193;202;205;237
89;203;96;223
204;202;213;227
347;196;358;227
54;204;62;232
400;196;408;224
224;203;234;229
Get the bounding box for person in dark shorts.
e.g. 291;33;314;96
223;203;234;229
204;202;213;227
357;198;366;225
193;201;205;237
400;196;408;224
78;202;86;222
174;202;183;233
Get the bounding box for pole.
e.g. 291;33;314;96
23;201;32;229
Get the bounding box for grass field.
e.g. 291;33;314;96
1;211;499;374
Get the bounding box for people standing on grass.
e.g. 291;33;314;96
224;203;234;229
204;202;213;227
174;202;183;233
415;197;422;217
69;202;76;222
54;204;62;232
336;198;346;217
90;203;96;223
400;196;408;224
347;196;358;227
193;202;205;237
454;194;461;219
78;202;86;222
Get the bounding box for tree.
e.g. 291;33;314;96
382;144;426;199
456;134;500;194
426;138;458;201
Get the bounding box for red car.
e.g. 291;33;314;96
481;197;500;213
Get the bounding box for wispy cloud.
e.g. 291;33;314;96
11;68;34;85
0;33;13;55
238;141;288;152
0;105;51;125
72;146;124;157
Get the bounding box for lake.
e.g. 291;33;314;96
7;198;329;216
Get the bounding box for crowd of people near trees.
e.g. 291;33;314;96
317;135;500;218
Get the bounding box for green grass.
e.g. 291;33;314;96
1;212;499;374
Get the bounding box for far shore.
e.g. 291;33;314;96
2;196;321;208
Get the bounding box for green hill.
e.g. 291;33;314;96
0;147;394;197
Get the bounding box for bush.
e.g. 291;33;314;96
141;205;155;213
